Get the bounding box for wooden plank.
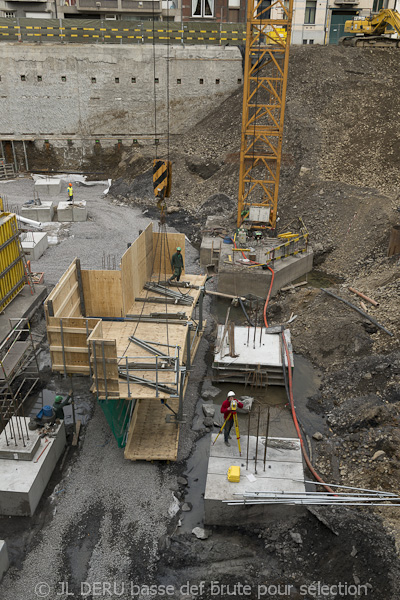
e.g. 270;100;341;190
72;420;81;446
49;345;88;353
81;270;123;318
124;398;179;461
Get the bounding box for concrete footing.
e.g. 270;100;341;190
21;201;54;223
0;541;9;582
34;178;61;197
0;420;66;516
57;201;87;222
204;434;306;526
0;418;41;460
21;232;49;260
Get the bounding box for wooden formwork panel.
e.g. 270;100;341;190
124;398;179;461
45;259;82;321
152;231;185;275
121;224;153;316
81;270;123;318
47;316;100;375
0;212;25;312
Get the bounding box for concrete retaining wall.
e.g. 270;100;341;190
0;44;242;141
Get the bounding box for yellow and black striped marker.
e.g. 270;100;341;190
153;159;171;200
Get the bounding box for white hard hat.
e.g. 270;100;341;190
227;391;235;397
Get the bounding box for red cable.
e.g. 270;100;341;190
281;332;336;495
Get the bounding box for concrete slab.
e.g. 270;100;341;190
0;540;9;582
57;201;87;222
0;284;48;344
0;421;66;516
204;434;306;525
21;232;48;261
0;417;41;460
216;240;313;298
20;201;54;222
34;178;61;197
213;326;293;386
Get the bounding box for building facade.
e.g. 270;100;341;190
0;0;398;38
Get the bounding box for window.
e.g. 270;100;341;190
91;77;96;83
309;39;314;44
177;79;181;84
257;0;272;20
61;76;66;82
192;0;214;18
303;39;307;44
37;75;42;82
215;79;220;84
115;77;119;83
199;78;204;84
131;77;136;83
21;75;26;81
304;0;316;24
5;11;15;18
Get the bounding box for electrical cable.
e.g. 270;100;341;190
280;330;336;496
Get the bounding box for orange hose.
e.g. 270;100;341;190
281;332;336;495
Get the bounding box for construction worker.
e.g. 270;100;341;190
53;394;72;420
220;391;243;447
67;183;74;203
169;246;184;283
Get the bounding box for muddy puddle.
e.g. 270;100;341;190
28;387;92;426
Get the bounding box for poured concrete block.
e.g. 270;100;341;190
34;178;61;197
57;201;87;222
21;232;48;261
204;435;306;526
21;201;54;223
0;417;41;460
0;541;9;582
0;420;66;516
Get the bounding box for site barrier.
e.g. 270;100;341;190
0;17;246;45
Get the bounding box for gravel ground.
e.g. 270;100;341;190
0;176;207;600
0;177;201;286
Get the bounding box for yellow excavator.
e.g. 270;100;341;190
340;9;400;47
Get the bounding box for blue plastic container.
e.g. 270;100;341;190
43;405;53;417
223;236;233;244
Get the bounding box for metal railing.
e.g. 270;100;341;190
0;17;246;45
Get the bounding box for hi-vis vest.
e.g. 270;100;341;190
68;186;73;196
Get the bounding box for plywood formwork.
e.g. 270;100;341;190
44;223;206;462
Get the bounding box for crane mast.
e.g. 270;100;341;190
237;0;293;231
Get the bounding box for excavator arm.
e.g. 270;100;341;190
340;9;400;47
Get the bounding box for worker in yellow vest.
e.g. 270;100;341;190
67;183;74;203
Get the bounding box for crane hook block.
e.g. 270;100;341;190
153;159;172;200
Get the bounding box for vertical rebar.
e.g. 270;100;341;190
125;356;131;398
0;414;9;446
247;324;250;347
21;401;30;441
263;407;270;471
155;355;159;397
255;404;261;474
101;341;108;399
246;407;250;471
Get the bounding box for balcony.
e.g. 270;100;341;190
76;0;162;11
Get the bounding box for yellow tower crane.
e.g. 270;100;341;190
237;0;294;232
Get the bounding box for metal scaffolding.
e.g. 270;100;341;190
0;318;41;445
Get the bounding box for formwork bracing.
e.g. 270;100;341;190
44;224;206;461
237;0;294;229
